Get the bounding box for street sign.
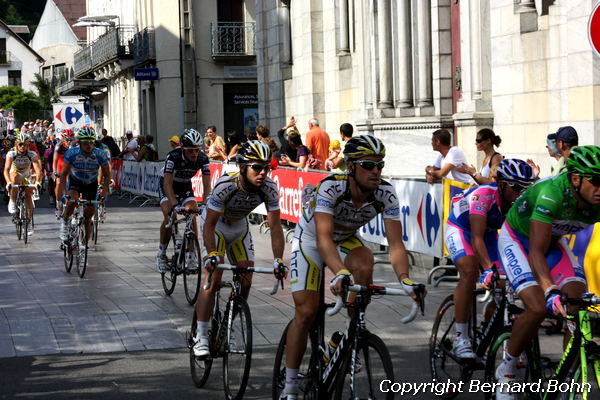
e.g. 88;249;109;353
588;2;600;56
134;68;159;81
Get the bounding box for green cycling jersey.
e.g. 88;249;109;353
506;172;600;239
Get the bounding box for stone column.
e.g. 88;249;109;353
517;0;536;12
279;2;292;64
338;0;350;54
395;0;413;108
469;0;482;99
377;0;393;108
416;0;432;107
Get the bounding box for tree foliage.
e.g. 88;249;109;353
0;86;42;121
0;0;45;35
31;73;59;110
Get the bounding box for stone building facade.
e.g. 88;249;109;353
257;0;600;177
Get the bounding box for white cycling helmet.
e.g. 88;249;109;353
181;129;204;148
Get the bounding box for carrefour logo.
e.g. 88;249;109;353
55;106;83;125
416;193;441;247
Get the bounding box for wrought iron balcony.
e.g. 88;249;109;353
0;51;12;65
73;26;136;78
132;27;155;65
211;22;256;61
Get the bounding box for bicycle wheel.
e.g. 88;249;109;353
183;235;202;305
189;310;214;388
75;224;88;278
223;296;253;400
63;239;74;273
272;320;318;400
563;358;599;400
15;201;24;240
429;294;464;399
483;326;536;400
23;217;29;244
92;208;99;245
334;332;394;400
161;235;178;296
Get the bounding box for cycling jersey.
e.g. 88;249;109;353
295;173;401;242
207;172;279;222
6;149;38;173
63;146;109;184
506;172;600;238
163;148;210;183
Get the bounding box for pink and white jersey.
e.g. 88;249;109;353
447;183;504;232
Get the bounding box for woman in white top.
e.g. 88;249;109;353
457;128;503;185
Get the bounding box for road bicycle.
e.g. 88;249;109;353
61;198;102;278
429;268;528;399
484;293;600;400
161;206;203;305
9;183;37;243
187;262;284;400
272;275;424;400
90;195;106;245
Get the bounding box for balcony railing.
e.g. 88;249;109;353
211;22;256;59
73;25;136;78
0;51;12;65
132;27;155;65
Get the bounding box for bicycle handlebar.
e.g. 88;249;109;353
561;294;600;308
166;206;203;229
8;184;38;188
203;263;283;295
327;283;424;323
478;273;507;303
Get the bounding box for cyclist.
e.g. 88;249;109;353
445;159;536;359
192;140;286;357
0;138;13;200
280;134;423;399
53;129;76;215
3;133;43;234
494;145;600;399
58;126;110;256
156;129;211;272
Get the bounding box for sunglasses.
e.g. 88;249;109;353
475;138;486;143
184;147;201;153
248;163;271;173
79;139;94;144
16;142;27;146
506;181;529;193
584;175;600;187
355;160;385;171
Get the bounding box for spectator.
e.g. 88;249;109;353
456;128;504;185
425;129;472;184
280;132;309;169
325;140;342;171
100;128;121;157
546;133;561;175
169;135;181;149
225;130;244;161
206;125;227;161
554;125;579;174
305;118;330;170
277;116;299;162
136;135;157;161
263;136;280;170
6;111;14;135
326;122;354;172
256;125;270;141
121;130;139;161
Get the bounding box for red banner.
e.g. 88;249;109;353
192;163;328;222
111;159;123;189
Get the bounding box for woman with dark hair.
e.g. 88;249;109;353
457;128;503;185
279;132;309;169
225;130;244;161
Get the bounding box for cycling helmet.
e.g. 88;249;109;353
566;146;600;177
236;140;272;164
76;126;96;140
496;159;536;184
62;129;74;138
343;134;386;162
15;133;30;144
181;129;204;148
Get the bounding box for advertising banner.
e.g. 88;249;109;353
111;159;123;189
358;179;444;258
52;103;88;136
120;161;143;195
142;161;162;197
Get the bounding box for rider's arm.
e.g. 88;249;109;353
469;214;493;269
3;154;12;184
528;220;555;293
384;218;411;280
52;148;60;175
202;208;221;256
58;162;72;197
315;211;345;274
201;174;211;202
32;157;43;184
267;209;285;259
162;172;177;206
100;164;111;195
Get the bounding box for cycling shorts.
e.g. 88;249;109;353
498;222;586;294
200;209;254;264
67;176;99;204
158;177;196;206
289;235;365;293
445;222;500;268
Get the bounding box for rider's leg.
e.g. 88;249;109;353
9;172;20;201
83;206;95;245
158;201;173;252
193;267;225;355
453;256;479;338
285;290;319;395
25;187;34;219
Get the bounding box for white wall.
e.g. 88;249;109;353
0;27;42;93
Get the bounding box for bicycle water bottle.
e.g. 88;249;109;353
322;331;344;364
